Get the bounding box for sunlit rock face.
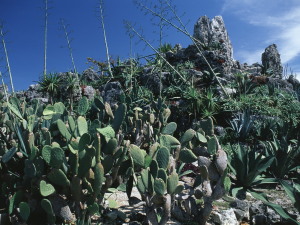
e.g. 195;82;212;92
193;16;234;75
261;44;283;79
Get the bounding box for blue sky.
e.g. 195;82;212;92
0;0;299;91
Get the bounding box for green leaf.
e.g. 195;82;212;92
195;132;207;143
161;122;177;135
167;173;179;194
159;134;180;150
78;96;89;116
7;102;23;119
97;126;115;142
207;136;217;155
231;187;245;198
9;191;23;215
112;103;127;131
87;203;100;215
129;145;144;168
224;177;231;193
108;199;118;209
19;202;30;221
40;180;55;197
179;148;197;163
77;116;88;136
43;105;55;116
57;119;72;141
180;129;195;145
154;178;166;196
2;147;17;163
156;147;169;169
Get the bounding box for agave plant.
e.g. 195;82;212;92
38;73;61;104
228;144;275;195
263;137;300;179
229;109;254;142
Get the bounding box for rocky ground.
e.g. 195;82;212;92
102;184;299;225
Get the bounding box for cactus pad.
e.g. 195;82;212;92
40;180;55;197
179;148;197;163
156;147;169;169
77;116;88;136
154;178;166;196
167;172;179;194
161;122;177;135
41;145;64;168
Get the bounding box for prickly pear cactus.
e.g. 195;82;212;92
178;117;228;225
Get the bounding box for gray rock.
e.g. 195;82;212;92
82;85;95;100
216;87;236;99
230;199;250;221
250;202;265;224
266;206;281;224
268;77;293;92
100;82;123;105
193;16;234;75
261;44;283;78
211;208;239;225
214;126;226;137
252;214;268;225
139;72;170;95
81;68;101;83
288;75;300;88
23;84;48;102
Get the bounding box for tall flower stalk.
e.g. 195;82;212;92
60;18;77;73
43;0;48;78
98;0;113;77
0;24;14;93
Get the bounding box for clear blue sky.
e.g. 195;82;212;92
0;0;299;91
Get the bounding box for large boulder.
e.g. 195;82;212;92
81;68;101;84
99;82;123;105
23;84;48;103
261;44;283;78
193;16;234;75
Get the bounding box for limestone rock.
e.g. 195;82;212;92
24;84;48;103
211;208;239;225
99;81;123;105
139;71;170;96
81;68;101;83
193;16;234;75
261;44;283;78
82;85;95;100
194;16;233;59
230;199;250;222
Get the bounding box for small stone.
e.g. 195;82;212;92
211;208;239;225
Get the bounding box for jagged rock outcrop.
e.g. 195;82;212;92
139;66;171;95
23;84;48;103
193;15;235;75
82;85;95;100
81;68;101;84
99;82;123;105
261;44;283;78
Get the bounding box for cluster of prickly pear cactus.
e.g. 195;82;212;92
178;117;228;225
123;94;228;224
0;96;131;224
0;92;228;224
